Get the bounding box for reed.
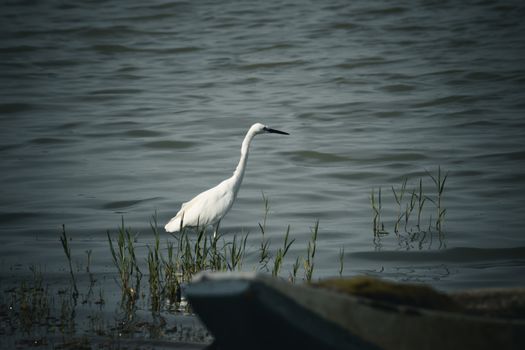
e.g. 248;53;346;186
147;215;162;313
272;225;294;277
83;249;96;304
371;187;387;236
339;247;345;277
416;178;426;231
59;285;77;335
304;220;319;282
226;233;249;271
19;266;51;333
370;168;449;249
107;218;142;306
60;225;78;298
176;224;211;283
427;166;448;236
289;256;301;283
2;198;338;348
163;241;179;305
392;178;408;235
209;231;225;271
258;192;271;270
194;225;207;271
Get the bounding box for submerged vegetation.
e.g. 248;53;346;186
103;195;322;317
106;217;142;313
1;200;322;348
371;167;449;249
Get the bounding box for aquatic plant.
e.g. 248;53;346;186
339;247;345;277
83;249;97;305
258;192;271;270
174;224;222;283
289;256;301;283
107;218;142;307
162;241;180;306
154;194;321;307
427;166;448;236
272;225;294;277
59;286;77;335
304;220;319;282
147;216;163;313
370;167;449;249
2;194;331;348
60;225;79;298
15;266;51;333
371;187;387;237
392;178;408;236
226;233;249;271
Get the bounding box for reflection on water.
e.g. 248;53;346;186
352;246;525;291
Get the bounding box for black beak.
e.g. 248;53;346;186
264;127;289;135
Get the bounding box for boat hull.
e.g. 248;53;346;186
186;273;525;350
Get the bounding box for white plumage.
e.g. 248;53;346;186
165;123;289;236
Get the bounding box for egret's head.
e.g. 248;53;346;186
251;123;289;135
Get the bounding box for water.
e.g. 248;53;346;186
2;0;525;292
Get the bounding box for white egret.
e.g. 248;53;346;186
165;123;289;236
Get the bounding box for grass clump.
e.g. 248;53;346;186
147;217;163;313
258;192;271;269
370;167;449;249
371;187;387;236
226;233;249;271
272;225;294;277
102;195;324;314
107;218;142;307
1;197;326;348
13;266;51;333
303;220;319;282
60;225;79;298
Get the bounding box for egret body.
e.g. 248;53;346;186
164;123;289;236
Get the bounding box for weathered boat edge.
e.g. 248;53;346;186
187;272;380;350
187;272;525;350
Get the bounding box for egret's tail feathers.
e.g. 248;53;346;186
164;217;182;233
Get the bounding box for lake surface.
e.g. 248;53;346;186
2;0;525;292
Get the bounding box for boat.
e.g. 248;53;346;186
185;272;525;350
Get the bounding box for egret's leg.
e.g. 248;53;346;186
214;220;221;239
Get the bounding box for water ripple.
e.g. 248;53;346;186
282;150;351;164
143;140;198;150
0;103;35;114
0;212;43;224
124;130;163;138
102;197;161;210
30;137;75;145
89;44;201;55
413;95;473;108
351;247;525;263
238;59;308;70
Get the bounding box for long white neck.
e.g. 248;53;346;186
231;128;257;194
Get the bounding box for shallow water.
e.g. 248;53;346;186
1;0;525;297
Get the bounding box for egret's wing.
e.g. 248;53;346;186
165;179;236;233
174;196;198;219
165;193;202;232
165;186;217;231
165;194;202;231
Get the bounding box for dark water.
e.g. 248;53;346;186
2;0;525;290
